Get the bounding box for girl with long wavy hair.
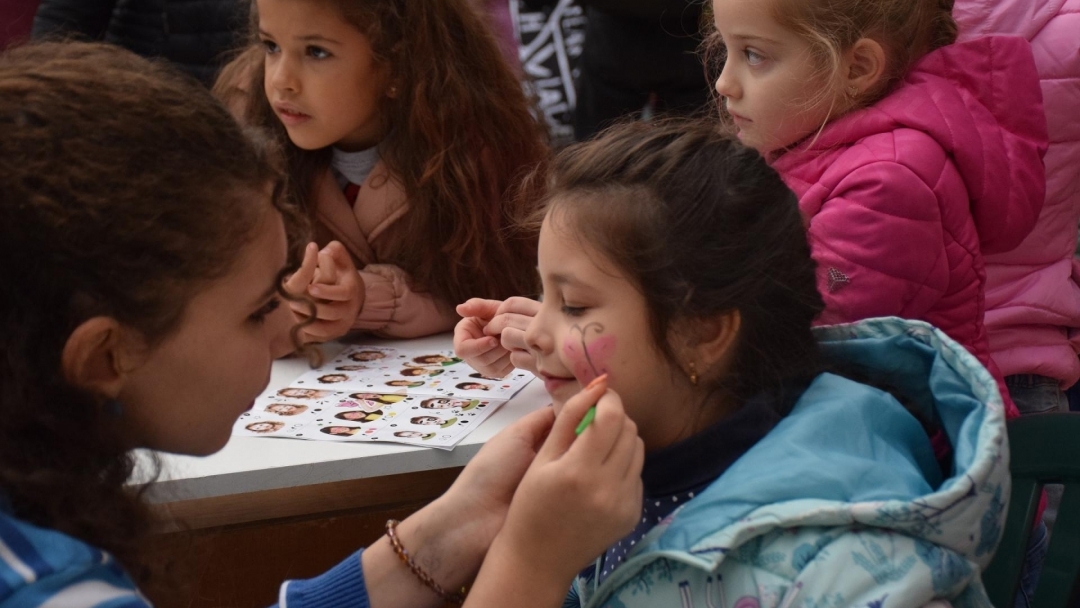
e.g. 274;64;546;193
215;0;549;343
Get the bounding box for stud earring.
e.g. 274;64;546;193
687;361;698;386
388;86;398;97
847;85;859;98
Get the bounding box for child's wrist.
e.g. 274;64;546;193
396;498;492;588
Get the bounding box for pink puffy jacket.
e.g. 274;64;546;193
954;0;1080;388
772;37;1049;418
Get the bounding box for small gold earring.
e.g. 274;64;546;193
847;85;859;98
688;361;698;386
388;86;398;97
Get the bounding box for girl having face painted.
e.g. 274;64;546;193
459;120;1010;607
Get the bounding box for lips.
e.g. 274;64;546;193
539;371;576;394
274;102;311;125
728;110;751;124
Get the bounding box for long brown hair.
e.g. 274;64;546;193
238;0;548;306
0;42;301;577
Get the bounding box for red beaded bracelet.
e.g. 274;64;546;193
385;519;467;605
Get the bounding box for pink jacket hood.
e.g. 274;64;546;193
792;36;1047;255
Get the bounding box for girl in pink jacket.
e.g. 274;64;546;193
216;0;548;343
708;0;1049;420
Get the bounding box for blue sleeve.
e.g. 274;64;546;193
0;514;149;608
270;549;370;608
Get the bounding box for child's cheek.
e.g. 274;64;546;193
562;333;617;384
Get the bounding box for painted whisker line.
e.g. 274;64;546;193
571;322;605;378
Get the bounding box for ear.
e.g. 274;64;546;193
61;317;136;399
843;38;887;98
676;310;742;379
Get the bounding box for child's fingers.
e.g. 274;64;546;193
468;343;512;369
500;326;528;353
456;298;502;321
536;376;608;462
288;299;313;319
483;312;534;337
564;390;627;463
311;301;351;323
308;282;356;302
315;249;337;285
507;347;538;376
283;242;318;295
301;319;344;342
454;324;498;358
321;241;356;272
494;296;541;317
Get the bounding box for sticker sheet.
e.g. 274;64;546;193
233;344;534;449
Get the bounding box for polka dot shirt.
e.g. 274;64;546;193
582;390;792;586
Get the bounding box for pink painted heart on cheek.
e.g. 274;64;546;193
563;334;617;384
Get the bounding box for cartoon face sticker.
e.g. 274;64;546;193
412;355;462;366
410;415;458;428
349;393;405;405
334;409;383;423
335;365;370;372
265;403;308;416
318;374;349;384
277;388;330;399
349;350;387;362
420;398;477;411
455;382;490;391
246;421;284;433
321;426;362;436
401;367;443;377
387;380;425;388
394;431;435;440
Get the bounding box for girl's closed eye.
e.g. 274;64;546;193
249;297;281;324
560;303;587;317
260;39;279;54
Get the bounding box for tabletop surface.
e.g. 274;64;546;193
135;335;549;504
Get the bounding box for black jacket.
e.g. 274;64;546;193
32;0;248;85
521;0;702;26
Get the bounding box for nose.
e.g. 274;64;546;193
268;298;299;359
268;54;299;94
714;59;740;101
523;304;553;357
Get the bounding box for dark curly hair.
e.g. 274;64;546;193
532;119;825;413
0;42;304;578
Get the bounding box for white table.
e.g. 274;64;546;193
138;334;549;529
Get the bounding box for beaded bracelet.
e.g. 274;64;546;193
385;519;467;605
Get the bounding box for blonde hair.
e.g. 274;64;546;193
706;0;957;132
776;0;956;103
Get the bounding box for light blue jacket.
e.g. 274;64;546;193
568;318;1007;608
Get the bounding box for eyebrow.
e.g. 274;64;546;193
548;272;580;286
729;33;780;45
258;30;342;45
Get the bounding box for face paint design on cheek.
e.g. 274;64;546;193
564;322;617;384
